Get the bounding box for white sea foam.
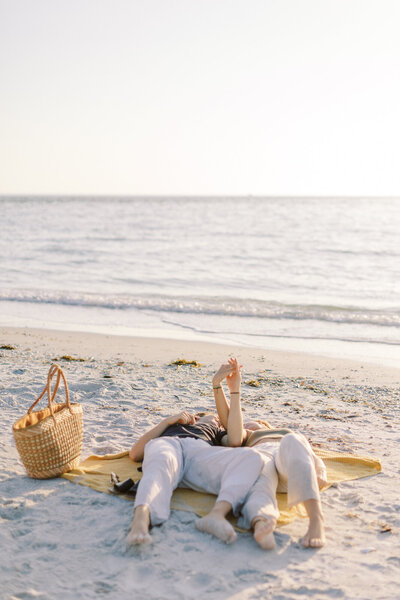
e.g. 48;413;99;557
0;289;399;327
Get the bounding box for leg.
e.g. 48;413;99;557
181;439;264;512
275;433;325;547
180;439;264;543
238;455;279;550
126;438;184;546
313;455;328;489
302;499;326;548
127;505;151;545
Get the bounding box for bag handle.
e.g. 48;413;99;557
27;364;72;424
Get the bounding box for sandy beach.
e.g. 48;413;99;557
1;326;399;600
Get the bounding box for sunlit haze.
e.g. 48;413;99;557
1;0;400;196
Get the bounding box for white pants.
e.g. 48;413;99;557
238;432;321;530
134;437;264;526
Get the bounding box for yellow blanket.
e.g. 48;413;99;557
62;448;381;529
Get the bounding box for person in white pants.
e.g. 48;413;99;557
126;412;264;546
211;358;327;549
237;432;326;547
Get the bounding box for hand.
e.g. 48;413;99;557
212;362;234;386
166;411;197;426
226;357;242;393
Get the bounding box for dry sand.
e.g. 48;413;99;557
1;326;399;600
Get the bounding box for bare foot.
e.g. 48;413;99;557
301;514;325;548
253;517;276;550
195;515;237;544
126;505;152;546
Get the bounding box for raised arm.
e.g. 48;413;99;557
225;358;246;447
212;358;246;447
129;411;196;462
212;362;234;428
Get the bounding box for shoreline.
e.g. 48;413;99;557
2;325;399;387
2;296;400;370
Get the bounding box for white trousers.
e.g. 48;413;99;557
134;437;264;526
238;432;321;530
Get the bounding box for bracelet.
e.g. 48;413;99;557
213;386;222;390
230;391;240;395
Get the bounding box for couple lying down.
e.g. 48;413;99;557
126;358;327;549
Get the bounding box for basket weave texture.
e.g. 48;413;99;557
13;364;83;479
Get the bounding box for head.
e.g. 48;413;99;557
243;420;263;431
243;418;271;431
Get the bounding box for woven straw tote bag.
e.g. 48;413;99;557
12;364;83;479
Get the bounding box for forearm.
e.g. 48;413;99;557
212;377;230;429
129;418;171;462
227;390;246;447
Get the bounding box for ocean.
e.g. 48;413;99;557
1;196;399;366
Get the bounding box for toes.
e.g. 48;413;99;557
301;536;310;547
126;533;151;546
224;534;235;544
225;530;237;545
301;536;324;548
139;534;152;544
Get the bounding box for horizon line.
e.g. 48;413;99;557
1;193;400;200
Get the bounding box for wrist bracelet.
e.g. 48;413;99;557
213;386;222;390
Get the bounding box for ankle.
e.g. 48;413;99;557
252;516;276;530
209;501;232;519
133;504;150;523
312;511;324;522
207;508;227;520
304;498;324;520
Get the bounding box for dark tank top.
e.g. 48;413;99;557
161;422;226;446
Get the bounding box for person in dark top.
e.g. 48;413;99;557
126;411;263;546
160;419;227;445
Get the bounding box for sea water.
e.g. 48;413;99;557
1;196;399;366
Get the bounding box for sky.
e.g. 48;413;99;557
1;0;400;196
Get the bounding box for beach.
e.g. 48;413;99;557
3;0;400;596
1;326;399;600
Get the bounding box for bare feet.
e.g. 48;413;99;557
195;514;237;544
126;505;152;546
301;514;325;548
253;517;276;550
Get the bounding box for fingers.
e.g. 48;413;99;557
215;363;235;382
177;411;189;423
228;357;242;372
214;359;243;386
178;411;196;424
